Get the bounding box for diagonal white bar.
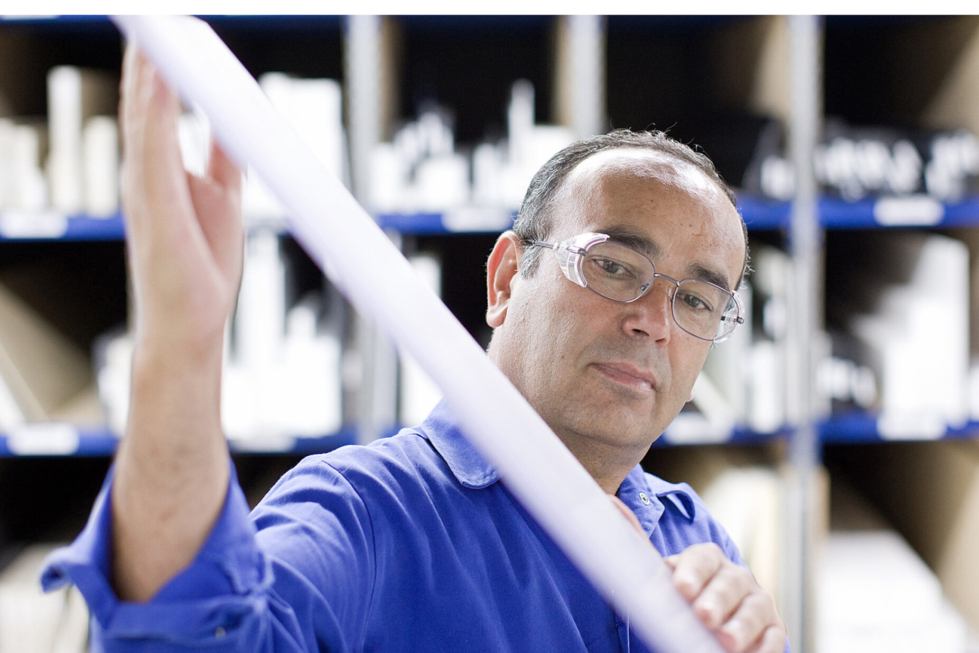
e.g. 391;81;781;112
111;16;725;653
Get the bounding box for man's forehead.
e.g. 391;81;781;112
552;147;746;289
563;148;720;199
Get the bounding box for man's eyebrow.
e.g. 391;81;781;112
602;226;733;291
602;226;660;259
686;264;733;293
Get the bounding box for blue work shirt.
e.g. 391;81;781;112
42;400;758;652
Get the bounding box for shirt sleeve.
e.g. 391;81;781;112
40;456;376;653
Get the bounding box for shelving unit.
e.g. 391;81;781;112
2;13;979;653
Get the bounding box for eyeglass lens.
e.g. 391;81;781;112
580;241;739;340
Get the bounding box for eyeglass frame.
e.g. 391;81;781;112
523;231;745;343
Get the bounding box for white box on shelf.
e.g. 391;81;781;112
850;233;969;438
8;122;48;212
370;142;408;214
820;483;968;653
472;142;504;208
414;154;470;212
46;66;117;215
277;297;342;437
243;74;346;225
82;116;119;218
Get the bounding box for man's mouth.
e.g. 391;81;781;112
591;362;658;394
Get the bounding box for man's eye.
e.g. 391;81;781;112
592;257;631;277
679;292;712;312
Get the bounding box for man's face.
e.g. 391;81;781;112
487;149;746;465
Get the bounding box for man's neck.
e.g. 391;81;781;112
557;431;650;495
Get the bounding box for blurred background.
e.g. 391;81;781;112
0;14;976;653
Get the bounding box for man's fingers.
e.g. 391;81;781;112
206;139;241;193
744;625;787;653
691;561;755;630
670;542;724;602
138;58;191;214
187;164;243;282
120;39;206;277
715;589;780;652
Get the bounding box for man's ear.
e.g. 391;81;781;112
486;231;522;328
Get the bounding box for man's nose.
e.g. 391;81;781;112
621;278;673;341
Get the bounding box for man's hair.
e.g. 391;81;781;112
511;129;750;288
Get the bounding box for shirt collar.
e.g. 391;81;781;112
419;399;700;532
419;399;500;489
617;465;699;536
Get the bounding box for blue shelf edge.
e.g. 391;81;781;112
741;194;979;231
652;426;790;448
819;412;979;444
376;195;979;235
63;214;126;240
0;212;125;241
3;415;977;456
7;194;979;242
0;425;357;457
652;413;979;447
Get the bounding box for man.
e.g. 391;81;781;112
43;44;787;653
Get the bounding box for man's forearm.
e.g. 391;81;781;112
111;336;231;602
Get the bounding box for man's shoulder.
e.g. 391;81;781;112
298;428;445;488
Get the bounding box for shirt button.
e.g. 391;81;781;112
639;492;650;505
215;627;226;639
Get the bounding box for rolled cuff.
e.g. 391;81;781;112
40;462;273;644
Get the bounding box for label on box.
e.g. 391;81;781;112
877;412;946;441
443;207;514;233
873;196;944;227
0;211;69;239
7;423;80;455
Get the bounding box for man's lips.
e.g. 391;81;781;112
591;362;658;393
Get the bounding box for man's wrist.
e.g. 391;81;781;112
131;325;225;374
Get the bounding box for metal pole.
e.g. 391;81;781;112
783;15;823;653
566;15;606;139
345;16;398;443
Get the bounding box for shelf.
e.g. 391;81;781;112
743;195;979;231
376;195;979;235
5;194;978;243
820;412;979;444
376;209;516;235
0;424;357;457
0;15;112;26
654;412;979;447
0;212;124;241
653;425;789;448
0;193;970;246
7;411;978;456
750;195;979;231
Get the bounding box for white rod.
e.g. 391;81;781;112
111;16;726;653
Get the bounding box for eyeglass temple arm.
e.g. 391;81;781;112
527;239;590;288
